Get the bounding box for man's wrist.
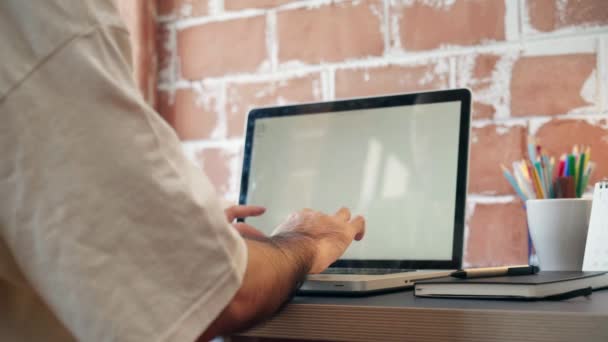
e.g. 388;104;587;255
201;234;316;339
269;232;316;279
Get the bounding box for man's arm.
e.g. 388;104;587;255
200;235;314;340
201;208;365;340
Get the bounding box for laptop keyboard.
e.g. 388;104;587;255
321;268;414;275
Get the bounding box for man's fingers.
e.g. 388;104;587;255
334;207;351;222
225;205;266;222
349;215;366;241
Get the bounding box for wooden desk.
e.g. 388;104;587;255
235;289;608;342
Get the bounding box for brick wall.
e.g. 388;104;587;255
155;0;608;267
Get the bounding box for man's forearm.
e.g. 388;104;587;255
200;233;316;340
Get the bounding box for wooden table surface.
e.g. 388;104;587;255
233;288;608;342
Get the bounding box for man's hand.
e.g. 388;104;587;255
224;205;266;222
225;205;266;238
273;207;365;274
202;206;365;340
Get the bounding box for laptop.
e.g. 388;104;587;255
238;89;471;294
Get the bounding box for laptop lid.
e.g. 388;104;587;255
239;89;471;270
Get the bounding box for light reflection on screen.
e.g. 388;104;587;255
245;101;461;260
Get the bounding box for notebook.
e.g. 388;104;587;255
414;271;608;300
583;180;608;271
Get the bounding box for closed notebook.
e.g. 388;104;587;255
414;271;608;300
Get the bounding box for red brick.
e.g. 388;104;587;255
157;0;207;17
465;202;529;267
461;54;501;120
156;24;172;81
511;54;596;117
528;0;608;32
472;102;495;120
195;147;237;196
469;125;528;195
335;63;450;99
394;0;505;51
157;89;220;141
178;16;267;79
527;0;556;32
277;1;384;64
527;0;557;32
472;55;500;87
226;74;323;137
225;0;291;11
457;54;498;86
157;0;173;16
535;119;608;190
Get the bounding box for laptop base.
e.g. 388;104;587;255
298;270;452;295
297;284;412;297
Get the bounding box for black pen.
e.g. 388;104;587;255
451;265;539;279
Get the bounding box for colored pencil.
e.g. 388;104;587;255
582;162;595;194
585;146;591;172
525;161;539;198
576;151;586;197
502;165;528;201
514;161;534;199
531;161;545;198
527;136;535;163
501;139;593;200
557;157;565;178
568;154;576;179
534;162;547;198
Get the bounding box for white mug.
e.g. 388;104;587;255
526;199;592;271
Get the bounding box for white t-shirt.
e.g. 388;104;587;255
0;1;247;341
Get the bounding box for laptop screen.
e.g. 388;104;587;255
240;90;469;268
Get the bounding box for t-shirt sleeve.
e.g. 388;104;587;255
0;22;247;342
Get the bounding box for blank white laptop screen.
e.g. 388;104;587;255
244;101;462;261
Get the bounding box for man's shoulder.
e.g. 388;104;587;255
0;0;123;100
